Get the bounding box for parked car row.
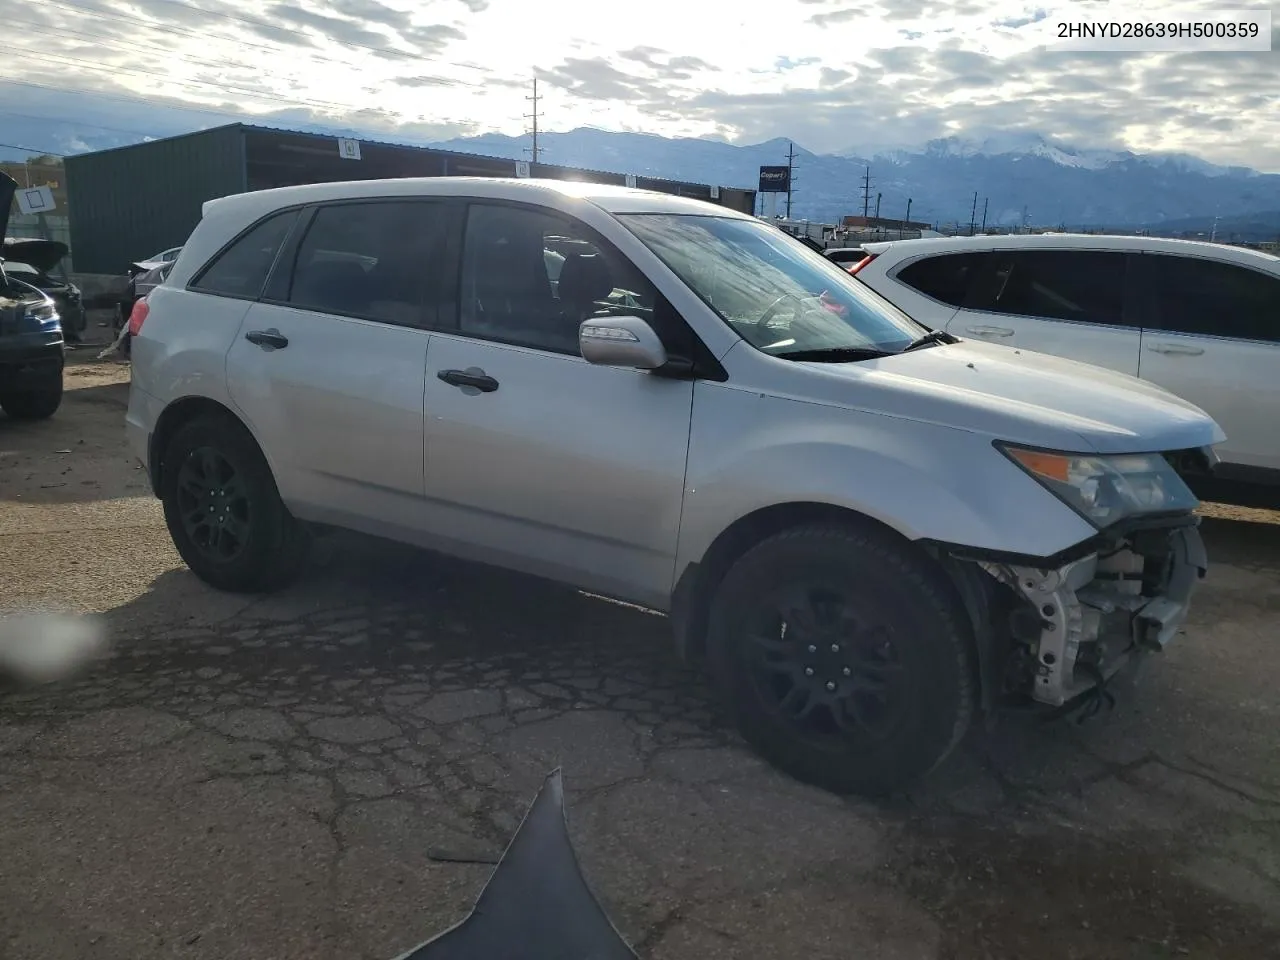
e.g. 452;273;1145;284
127;177;1221;795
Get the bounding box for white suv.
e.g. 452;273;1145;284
127;178;1222;795
848;234;1280;504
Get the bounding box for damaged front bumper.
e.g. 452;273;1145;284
978;514;1208;707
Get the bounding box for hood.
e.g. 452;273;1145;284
2;237;69;273
793;339;1226;455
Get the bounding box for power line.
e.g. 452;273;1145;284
524;77;541;164
0;141;65;156
0;109;155;139
785;141;796;219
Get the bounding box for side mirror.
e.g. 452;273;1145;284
579;315;668;370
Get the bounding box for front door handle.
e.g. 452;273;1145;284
965;325;1015;337
437;367;499;393
1146;342;1204;356
245;328;288;350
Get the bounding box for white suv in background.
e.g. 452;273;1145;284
849;234;1280;505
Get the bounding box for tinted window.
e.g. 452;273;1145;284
896;252;983;307
286;201;437;325
1145;255;1280;342
459;204;658;354
192;210;297;299
968;250;1126;325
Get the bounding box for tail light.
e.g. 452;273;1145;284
847;254;877;276
127;298;150;336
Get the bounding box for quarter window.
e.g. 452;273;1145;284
459;204;658;355
1144;255;1279;343
968;250;1127;325
191;209;298;299
286;201;437;325
895;252;984;307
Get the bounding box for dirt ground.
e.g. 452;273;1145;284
1;352;1278;960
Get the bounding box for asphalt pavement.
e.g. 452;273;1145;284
1;353;1278;960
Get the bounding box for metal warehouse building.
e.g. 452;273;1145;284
64;123;758;275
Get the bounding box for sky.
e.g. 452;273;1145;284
1;0;1277;169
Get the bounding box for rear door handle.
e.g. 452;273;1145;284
245;328;288;350
1146;342;1204;356
965;325;1014;337
437;368;499;393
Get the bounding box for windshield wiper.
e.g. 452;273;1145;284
774;346;894;362
902;328;960;352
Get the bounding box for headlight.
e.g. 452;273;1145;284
25;301;57;322
999;444;1199;528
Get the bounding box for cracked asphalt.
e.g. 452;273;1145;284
2;355;1279;960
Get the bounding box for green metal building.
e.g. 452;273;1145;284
64;124;758;275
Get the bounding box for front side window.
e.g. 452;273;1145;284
896;252;984;308
1145;255;1279;343
459;203;658;355
286;201;438;325
966;250;1127;325
620;214;924;358
191;209;298;299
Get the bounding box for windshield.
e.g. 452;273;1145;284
619;214;925;357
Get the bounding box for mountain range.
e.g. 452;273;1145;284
5;114;1280;236
427;128;1280;234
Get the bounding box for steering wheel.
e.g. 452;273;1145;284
753;292;805;341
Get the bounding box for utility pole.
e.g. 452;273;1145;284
861;167;871;219
524;78;541;164
785;141;796;219
904;198;912;239
968;191;978;236
874;192;881;220
981;197;988;233
1021;204;1028;233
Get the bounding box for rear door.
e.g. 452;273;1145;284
877;250;983;329
224;198;444;528
950;249;1142;375
1134;252;1280;475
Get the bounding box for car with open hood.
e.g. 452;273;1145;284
0;172;64;420
0;237;85;343
126;177;1224;795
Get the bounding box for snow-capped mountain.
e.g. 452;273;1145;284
4;110;1277;231
427;127;1280;229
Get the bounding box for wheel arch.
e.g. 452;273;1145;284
670;500;993;708
147;396;265;497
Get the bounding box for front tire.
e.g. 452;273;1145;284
0;378;63;420
160;414;310;592
707;523;975;796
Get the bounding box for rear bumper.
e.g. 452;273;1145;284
0;337;64;390
125;382;162;493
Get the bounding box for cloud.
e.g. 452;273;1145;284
0;0;1275;174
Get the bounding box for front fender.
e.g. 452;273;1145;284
676;383;1097;580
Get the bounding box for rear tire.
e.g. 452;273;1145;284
706;523;975;796
160;414;310;593
0;378;63;420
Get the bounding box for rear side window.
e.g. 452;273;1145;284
284;201;439;326
1144;255;1280;343
967;250;1127;325
895;252;983;307
191;209;298;299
